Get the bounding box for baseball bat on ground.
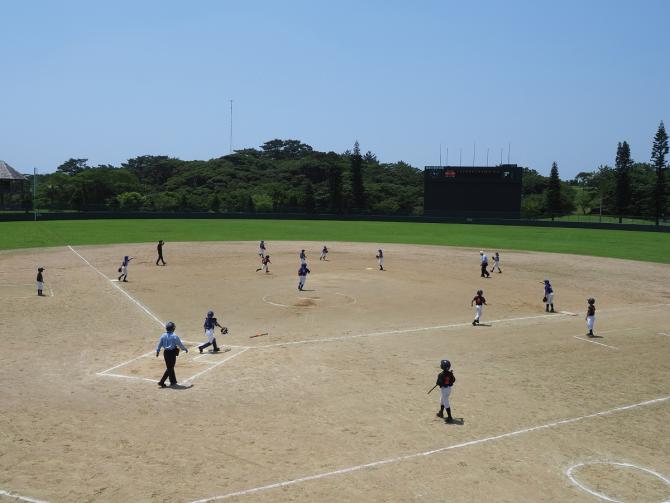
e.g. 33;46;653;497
250;332;269;338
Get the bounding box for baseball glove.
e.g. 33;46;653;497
220;326;229;335
375;255;380;259
542;296;547;303
118;267;122;273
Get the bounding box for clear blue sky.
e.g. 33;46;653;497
1;0;667;177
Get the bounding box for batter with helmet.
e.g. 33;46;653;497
198;310;228;353
435;359;456;423
155;321;188;388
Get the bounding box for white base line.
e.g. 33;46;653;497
0;489;50;503
658;332;669;337
573;336;619;350
98;372;158;383
252;312;571;349
68;245;164;328
188;395;670;503
183;348;250;384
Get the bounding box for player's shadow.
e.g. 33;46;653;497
446;418;465;425
588;335;605;339
164;384;193;390
476;323;492;327
299;289;315;292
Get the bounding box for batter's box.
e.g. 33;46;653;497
97;345;250;384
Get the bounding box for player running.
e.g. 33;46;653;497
471;289;487;325
298;263;311;291
198;310;228;353
256;254;271;274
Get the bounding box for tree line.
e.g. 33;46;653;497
4;121;668;222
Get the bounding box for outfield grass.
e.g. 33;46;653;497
1;219;668;263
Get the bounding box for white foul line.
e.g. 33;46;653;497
251;312;571;349
0;489;50;503
67;245;164;327
183;348;250;384
188;395;670;502
658;332;670;337
573;336;619;350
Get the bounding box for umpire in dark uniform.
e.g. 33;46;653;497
156;321;188;387
156;240;166;266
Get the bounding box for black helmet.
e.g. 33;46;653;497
165;321;176;332
440;359;451;370
477;289;483;295
587;298;595;304
207;310;214;317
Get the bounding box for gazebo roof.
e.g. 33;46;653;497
0;160;27;181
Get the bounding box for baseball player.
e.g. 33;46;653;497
198;310;227;353
36;267;45;296
320;245;329;261
155;321;188;388
299;249;307;265
376;249;384;270
586;298;596;337
479;251;490;278
298;263;311;291
490;251;502;273
471;289;487;325
256;254;271;273
543;279;555;312
258;240;266;258
435;359;456;423
118;255;134;282
156;240;166;266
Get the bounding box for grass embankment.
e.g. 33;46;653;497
0;219;668;263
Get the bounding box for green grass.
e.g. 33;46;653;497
1;219;668;263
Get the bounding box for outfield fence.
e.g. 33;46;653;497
0;210;668;232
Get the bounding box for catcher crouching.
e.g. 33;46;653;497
198;310;229;353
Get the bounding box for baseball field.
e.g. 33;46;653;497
1;220;669;502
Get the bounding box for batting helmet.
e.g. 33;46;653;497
587;297;595;304
477;289;483;295
165;321;176;332
207;310;214;317
440;359;451;370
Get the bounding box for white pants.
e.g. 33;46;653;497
475;305;483;321
259;248;265;257
121;265;128;276
205;328;215;343
545;293;554;305
320;252;327;260
263;264;269;273
440;386;452;408
491;260;500;272
378;257;384;267
298;275;306;288
300;257;306;265
36;281;44;290
586;316;595;331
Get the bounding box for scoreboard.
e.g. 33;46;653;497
423;164;523;218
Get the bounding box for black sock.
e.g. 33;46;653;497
446;407;452;419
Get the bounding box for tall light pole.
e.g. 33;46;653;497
229;99;233;154
33;167;37;222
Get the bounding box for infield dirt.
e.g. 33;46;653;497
1;241;669;502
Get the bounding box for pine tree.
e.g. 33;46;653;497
350;140;366;210
651;121;669;225
546;162;562;218
614;141;633;223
